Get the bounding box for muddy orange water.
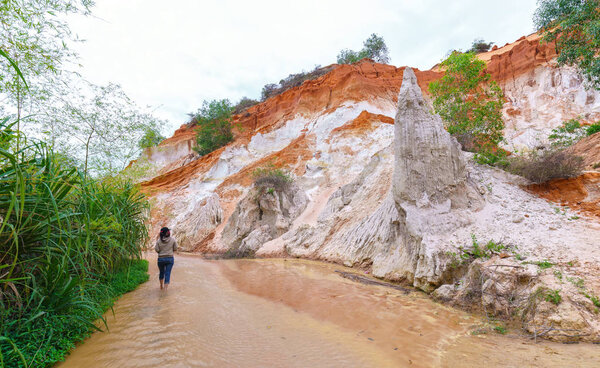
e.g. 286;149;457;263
59;255;600;367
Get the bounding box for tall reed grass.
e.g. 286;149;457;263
0;118;150;367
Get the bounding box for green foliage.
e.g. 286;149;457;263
192;99;234;156
260;65;331;101
428;52;505;164
542;289;562;305
535;260;554;269
252;164;293;191
554;269;563;280
0;260;148;368
337;33;390;64
458;235;507;260
493;325;507;334
548;119;586;147
584;292;600;308
586;122;600;136
0;120;150;367
534;0;600;89
233;97;259;114
468;38;494;54
506;148;584;183
138;126;165;149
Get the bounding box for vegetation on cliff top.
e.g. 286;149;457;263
337;33;390;64
535;0;600;89
429;51;506;165
192;99;235;156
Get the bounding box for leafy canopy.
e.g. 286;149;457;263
534;0;600;89
337;33;390;64
138;126;166;149
429;52;505;164
193;99;234;156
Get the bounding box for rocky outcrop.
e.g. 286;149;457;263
221;180;308;256
393;67;480;209
285;68;483;289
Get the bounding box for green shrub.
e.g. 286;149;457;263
506;149;584;183
260;65;332;101
428;52;505;164
548;119;585;148
535;260;554;269
233;97;259;115
535;0;600;89
252;164;293;191
192;99;234;155
493;325;507;334
337;33;390;64
468;38;494;54
543;289;562;305
138;126;165;149
458;234;506;260
586;122;600;136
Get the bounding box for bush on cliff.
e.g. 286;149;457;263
535;0;600;89
506;148;584;183
260;65;332;101
138;126;166;149
192;99;234;155
337;33;390;64
468;38;494;54
233;97;259;115
428;52;506;165
252;164;293;191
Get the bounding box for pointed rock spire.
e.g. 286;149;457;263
392;67;469;207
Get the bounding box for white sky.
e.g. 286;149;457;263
68;0;539;136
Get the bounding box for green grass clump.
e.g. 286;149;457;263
543;289;562;305
586;122;600;136
493;325;507;334
535;260;554;269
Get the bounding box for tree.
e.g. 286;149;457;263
43;80;165;178
193;99;234;155
337;33;390;64
138;126;166;149
468;39;494;53
429;52;506;164
534;0;600;89
0;0;93;147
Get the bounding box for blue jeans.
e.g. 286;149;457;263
157;257;174;284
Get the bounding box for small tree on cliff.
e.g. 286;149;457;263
193;99;234;156
428;52;505;164
534;0;600;89
337;33;390;64
468;38;494;54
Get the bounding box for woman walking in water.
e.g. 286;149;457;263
155;227;178;290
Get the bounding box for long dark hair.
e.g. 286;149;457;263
159;227;170;241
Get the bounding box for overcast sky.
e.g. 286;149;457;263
68;0;539;135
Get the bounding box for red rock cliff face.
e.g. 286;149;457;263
480;33;558;83
232;62;441;140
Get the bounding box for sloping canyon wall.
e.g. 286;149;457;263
136;33;600;341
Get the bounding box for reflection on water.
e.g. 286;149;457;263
59;256;600;368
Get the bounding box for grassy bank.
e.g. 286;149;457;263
0;120;151;367
0;260;149;367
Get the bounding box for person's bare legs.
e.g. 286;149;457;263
160;279;164;290
164;283;169;291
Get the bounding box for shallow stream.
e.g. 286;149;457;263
59;255;600;367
